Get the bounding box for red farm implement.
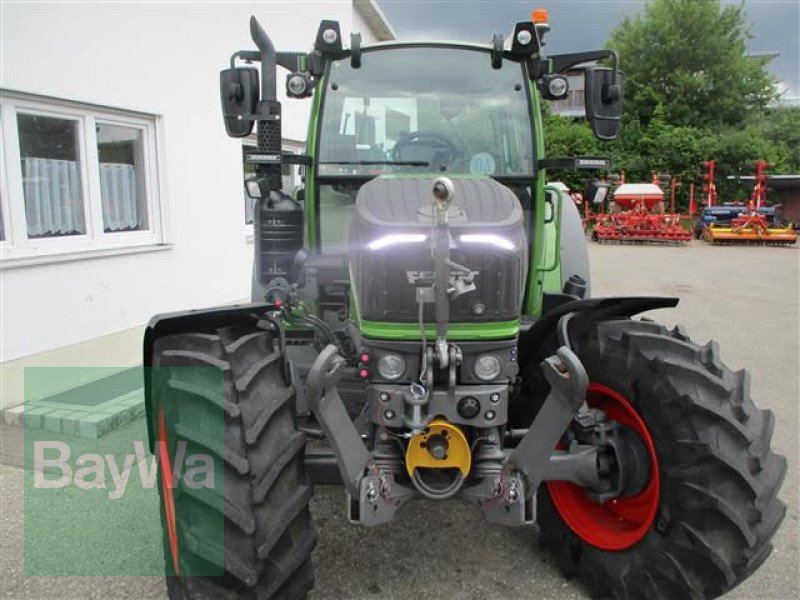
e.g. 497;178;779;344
699;160;797;246
592;174;691;244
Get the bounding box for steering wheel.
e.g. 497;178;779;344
391;130;464;169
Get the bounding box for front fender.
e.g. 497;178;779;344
143;303;276;452
518;296;679;369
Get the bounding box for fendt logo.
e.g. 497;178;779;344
406;270;479;285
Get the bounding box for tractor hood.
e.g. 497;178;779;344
349;176;528;325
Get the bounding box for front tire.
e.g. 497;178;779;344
151;318;316;599
533;319;786;599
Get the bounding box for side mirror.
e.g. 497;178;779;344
584;178;609;205
220;67;260;137
585;66;624;141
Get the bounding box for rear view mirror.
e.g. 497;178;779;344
220;67;259;137
584;178;609;205
585;66;624;141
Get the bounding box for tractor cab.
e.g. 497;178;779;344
220;16;624;318
315;43;536;252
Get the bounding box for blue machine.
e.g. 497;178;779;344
694;205;781;239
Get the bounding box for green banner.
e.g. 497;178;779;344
24;366;224;576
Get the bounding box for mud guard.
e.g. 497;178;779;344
518;296;678;369
142;302;281;452
559;197;591;295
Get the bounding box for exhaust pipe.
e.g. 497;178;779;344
249;16;282;192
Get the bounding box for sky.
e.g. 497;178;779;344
376;0;800;99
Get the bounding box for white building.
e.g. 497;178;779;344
0;1;394;407
551;69;586;117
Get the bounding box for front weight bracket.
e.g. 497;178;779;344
306;344;371;497
506;346;589;493
307;344;413;526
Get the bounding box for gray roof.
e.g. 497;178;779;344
353;0;396;41
726;175;800;190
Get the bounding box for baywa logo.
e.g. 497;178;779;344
33;440;215;500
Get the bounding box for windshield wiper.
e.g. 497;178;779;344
319;160;430;166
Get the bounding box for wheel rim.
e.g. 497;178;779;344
158;405;180;575
547;383;660;551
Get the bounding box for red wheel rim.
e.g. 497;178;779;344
158;406;180;575
547;383;660;551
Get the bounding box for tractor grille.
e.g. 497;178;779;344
357;246;524;322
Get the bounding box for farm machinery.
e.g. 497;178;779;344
695;160;797;246
142;10;786;600
592;173;692;243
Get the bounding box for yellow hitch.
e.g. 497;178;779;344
405;418;471;477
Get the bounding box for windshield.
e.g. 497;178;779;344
318;46;534;178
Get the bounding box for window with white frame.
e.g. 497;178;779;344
0;92;164;262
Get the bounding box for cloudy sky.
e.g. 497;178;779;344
376;0;799;98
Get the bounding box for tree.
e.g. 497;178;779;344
542;111;601;191
608;0;777;128
752;107;800;172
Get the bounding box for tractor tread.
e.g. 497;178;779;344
173;422;250;476
531;318;786;600
243;386;294;445
161;349;230;371
234;350;283;393
252;430;306;504
256;484;314;559
167;378;240;418
152;320;316;600
176;479;257;536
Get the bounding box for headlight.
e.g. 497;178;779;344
516;29;533;46
459;234;515;251
322;28;338;44
245;177;267;199
584;178;610;206
377;354;406;380
367;233;427;251
594;186;608;205
547;75;569;99
474;354;502;381
286;72;312;98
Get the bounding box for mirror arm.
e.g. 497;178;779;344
230;50;308;74
230;50;260;69
539;157;611;171
550;49;619;81
277;52;307;73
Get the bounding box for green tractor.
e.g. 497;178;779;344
144;13;785;600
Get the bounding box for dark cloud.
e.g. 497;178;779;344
377;0;799;98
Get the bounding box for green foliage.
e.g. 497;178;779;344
608;0;777;128
751;107;800;172
542;111;600;191
541;1;797;211
545;108;800;211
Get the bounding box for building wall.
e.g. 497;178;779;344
551;70;586;118
0;2;358;361
773;188;800;222
353;4;382;43
353;7;377;43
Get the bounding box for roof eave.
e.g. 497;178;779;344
353;0;396;41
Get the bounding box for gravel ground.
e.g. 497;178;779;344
1;242;797;599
